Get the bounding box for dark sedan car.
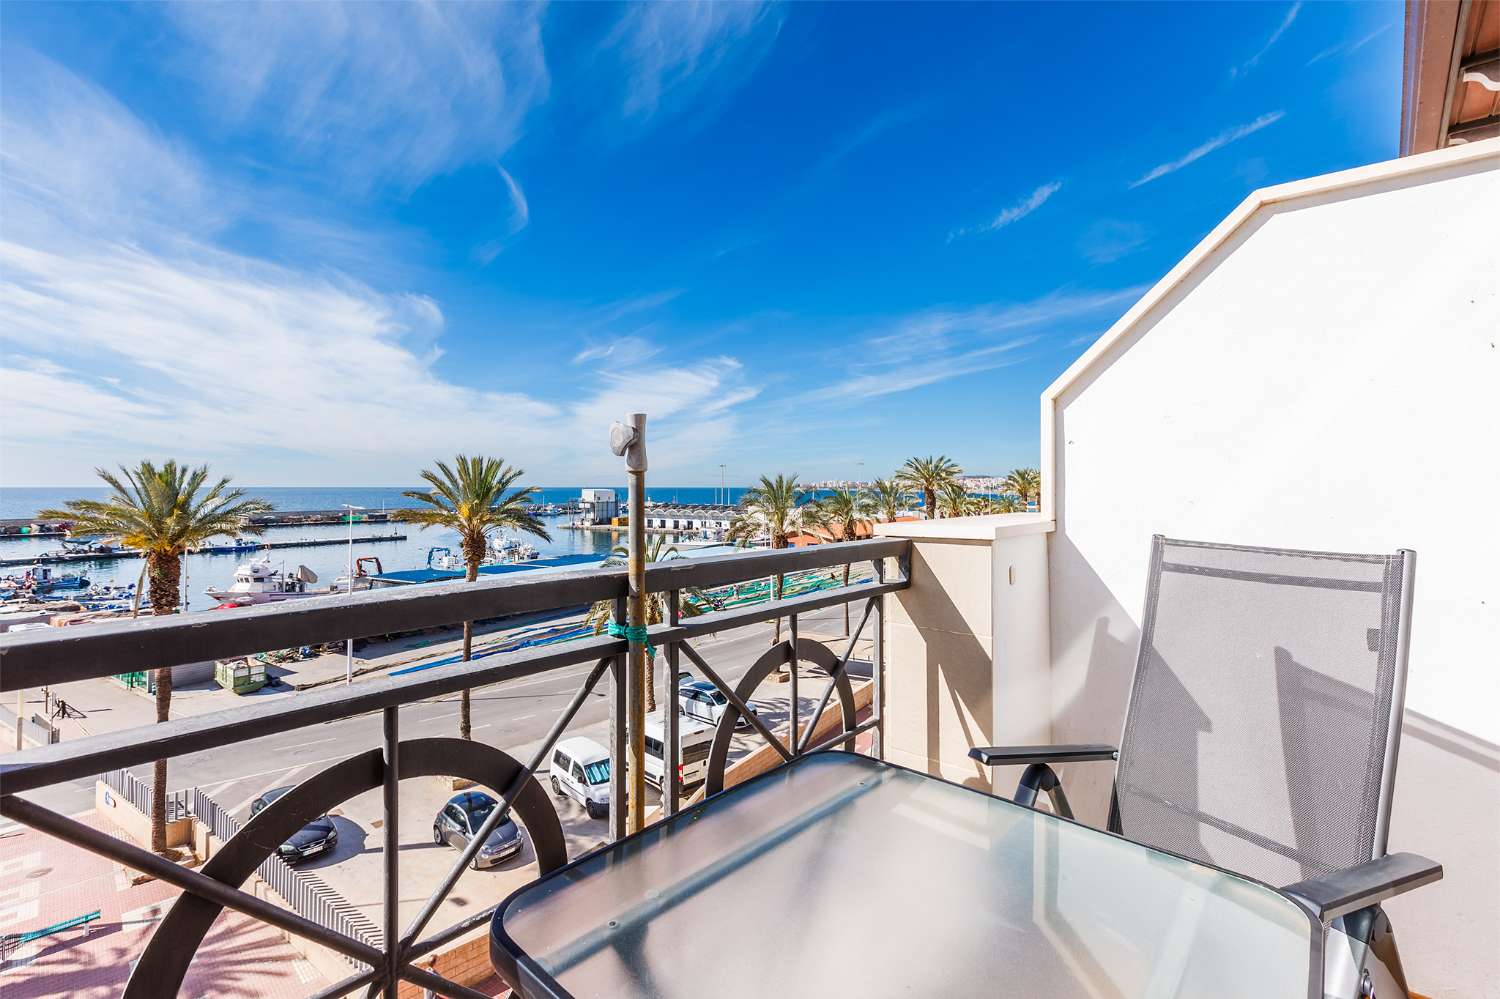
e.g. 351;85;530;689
432;790;525;869
249;786;338;864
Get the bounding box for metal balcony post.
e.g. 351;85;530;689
609;593;628;842
873;556;885;759
665;589;681;817
789;612;799;752
380;706;399;998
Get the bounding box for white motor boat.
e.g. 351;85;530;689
489;535;541;563
207;560;318;606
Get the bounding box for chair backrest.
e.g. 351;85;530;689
1113;536;1413;888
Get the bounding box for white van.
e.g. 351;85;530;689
644;712;715;790
550;737;611;820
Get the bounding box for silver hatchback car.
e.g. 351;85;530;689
431;790;524;869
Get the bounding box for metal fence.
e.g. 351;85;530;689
101;768;190;823
190;787;380;969
0;537;911;999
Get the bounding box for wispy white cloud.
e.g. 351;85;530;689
162;2;550;190
474;165;532;264
804;287;1145;403
573;336;662;366
608;1;782;121
0;48;220;248
1079;220;1149;264
1306;24;1390;66
949;181;1063;241
1129;112;1285;188
1232;2;1302;78
0;50;760;485
812;105;923;176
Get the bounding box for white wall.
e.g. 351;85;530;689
1047;145;1499;997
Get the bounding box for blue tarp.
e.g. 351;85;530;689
373;552;607;586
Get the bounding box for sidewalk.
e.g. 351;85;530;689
0;812;329;998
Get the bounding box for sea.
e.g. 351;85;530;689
0;486;747;607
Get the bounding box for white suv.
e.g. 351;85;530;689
678;680;757;730
550;737;611;820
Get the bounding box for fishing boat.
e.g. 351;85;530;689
205;560;318;606
197;537;262;556
20;565;90;593
489;534;541;563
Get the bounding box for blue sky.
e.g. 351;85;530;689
1;2;1403;486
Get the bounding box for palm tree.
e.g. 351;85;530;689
868;477;910;523
583;536;711;712
727;473;804;643
398;455;550;741
1001;467;1041;511
937;480;979;519
987;494;1024;514
39;462;271;855
800;487;871;635
897;455;962;519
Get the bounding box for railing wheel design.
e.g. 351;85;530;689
703;638;856;796
125;738;565;998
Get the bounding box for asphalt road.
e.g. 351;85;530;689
18;604;857;821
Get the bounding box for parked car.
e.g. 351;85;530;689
431;790;525;869
643;711;715;789
249;786;337;864
678;680;758;730
551;737;612;819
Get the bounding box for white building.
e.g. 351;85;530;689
578;488;617;525
879;138;1500;999
641;505;734;534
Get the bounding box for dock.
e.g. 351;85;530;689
1;533;408;568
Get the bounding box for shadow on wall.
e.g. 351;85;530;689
1046;533;1140;826
906;544;993;791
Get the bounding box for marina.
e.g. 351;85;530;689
0;532;409;568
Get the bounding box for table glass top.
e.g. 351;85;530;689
495;752;1315;999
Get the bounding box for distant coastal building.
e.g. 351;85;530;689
578;489;618;525
641;504;734;534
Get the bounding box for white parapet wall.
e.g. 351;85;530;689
876;514;1053;791
1043;139;1499;997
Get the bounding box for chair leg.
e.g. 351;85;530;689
1014;763;1075;820
1324;907;1412;999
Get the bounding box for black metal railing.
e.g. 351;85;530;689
0;537;910;999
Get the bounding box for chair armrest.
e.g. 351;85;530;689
1282;852;1443;923
968;744;1118;767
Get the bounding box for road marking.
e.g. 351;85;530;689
281;736;337;751
226;763;315;815
204;780;236;799
512;713;537;722
422;710;459;723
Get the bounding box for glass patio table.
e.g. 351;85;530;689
491;752;1320;999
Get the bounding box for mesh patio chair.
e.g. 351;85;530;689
971;536;1441;999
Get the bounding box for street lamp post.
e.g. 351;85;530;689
342;504;365;684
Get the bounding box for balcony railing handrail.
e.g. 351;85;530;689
0;537;909;999
0;536;909;687
0;540;911;795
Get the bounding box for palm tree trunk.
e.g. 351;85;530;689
843;563;851;635
146;552;181;856
772;573;784;644
925;487;937;518
644;651;657;714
